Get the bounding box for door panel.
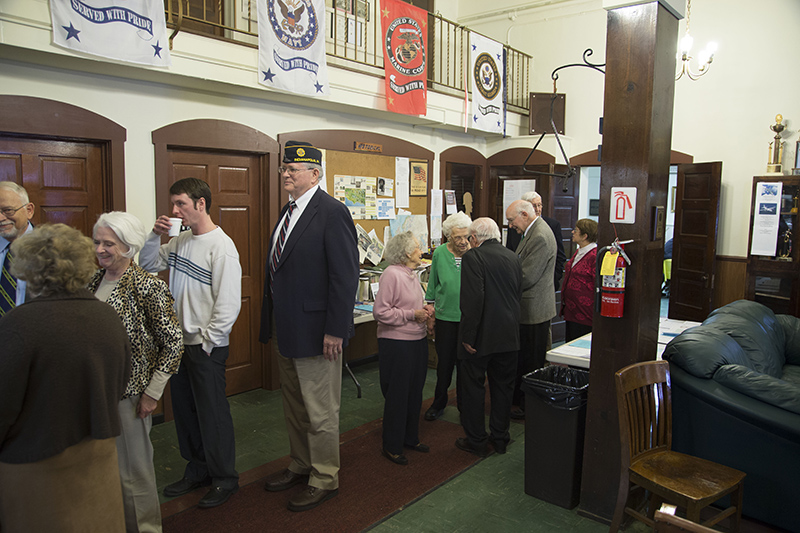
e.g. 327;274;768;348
0;137;104;236
166;149;264;395
669;162;722;320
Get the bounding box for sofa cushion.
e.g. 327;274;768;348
777;314;800;366
781;365;800;386
663;325;753;378
713;364;800;415
702;313;785;377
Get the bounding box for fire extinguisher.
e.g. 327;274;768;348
596;239;633;318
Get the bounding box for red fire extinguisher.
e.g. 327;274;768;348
596;240;632;318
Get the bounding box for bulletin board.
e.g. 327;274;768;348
324;148;429;240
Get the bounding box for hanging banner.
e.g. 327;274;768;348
258;0;330;96
49;0;171;67
380;0;427;116
469;32;504;134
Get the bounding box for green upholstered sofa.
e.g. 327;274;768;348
662;300;800;532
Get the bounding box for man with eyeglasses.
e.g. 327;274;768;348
0;182;35;316
505;198;557;420
259;141;358;512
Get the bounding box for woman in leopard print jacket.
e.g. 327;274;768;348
88;211;183;533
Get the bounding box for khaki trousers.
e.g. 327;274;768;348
117;395;162;533
277;351;342;490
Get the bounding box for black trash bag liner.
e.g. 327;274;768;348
522;366;590;411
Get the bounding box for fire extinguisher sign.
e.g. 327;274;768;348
610;187;636;224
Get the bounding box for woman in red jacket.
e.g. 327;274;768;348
561;218;598;342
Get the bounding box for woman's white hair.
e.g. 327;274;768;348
442;211;472;239
93;211;147;259
384;231;418;265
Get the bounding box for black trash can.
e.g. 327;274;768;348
522;366;590;509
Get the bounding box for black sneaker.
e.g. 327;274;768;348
198;485;239;508
163;477;211;497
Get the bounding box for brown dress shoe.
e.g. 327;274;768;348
263;469;309;492
287;486;339;512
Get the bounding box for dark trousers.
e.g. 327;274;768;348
431;320;461;412
565;321;592;342
513;321;550;406
171;344;238;489
378;338;428;455
458;350;516;449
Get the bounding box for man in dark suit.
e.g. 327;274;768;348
506;191;565;292
259;141;359;512
455;217;522;457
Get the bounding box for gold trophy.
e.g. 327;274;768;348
767;114;785;174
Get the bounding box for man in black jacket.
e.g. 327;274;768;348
456;217;522;457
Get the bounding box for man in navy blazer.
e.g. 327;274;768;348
259;141;359;512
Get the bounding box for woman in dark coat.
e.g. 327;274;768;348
0;223;131;532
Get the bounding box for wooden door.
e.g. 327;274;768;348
669;162;722;321
444;162;480;217
0;136;106;235
165;149;264;395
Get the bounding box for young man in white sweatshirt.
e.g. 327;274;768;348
139;177;242;509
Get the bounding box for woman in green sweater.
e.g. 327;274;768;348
424;212;472;421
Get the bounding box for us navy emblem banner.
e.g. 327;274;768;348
380;0;427;116
258;0;329;96
469;33;504;134
49;0;171;67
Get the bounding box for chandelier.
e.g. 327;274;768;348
675;0;717;81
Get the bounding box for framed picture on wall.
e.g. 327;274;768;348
410;161;428;196
354;0;369;21
336;0;352;13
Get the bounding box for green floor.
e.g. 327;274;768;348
151;360;641;532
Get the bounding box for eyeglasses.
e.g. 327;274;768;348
0;204;28;218
278;166;310;175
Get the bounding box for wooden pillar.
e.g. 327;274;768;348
577;1;678;523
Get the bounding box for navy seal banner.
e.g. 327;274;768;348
469;32;504;134
50;0;171;67
258;0;329;96
380;0;427;116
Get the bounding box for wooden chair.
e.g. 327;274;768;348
610;361;745;533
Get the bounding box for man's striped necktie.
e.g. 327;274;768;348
269;201;296;290
0;250;17;316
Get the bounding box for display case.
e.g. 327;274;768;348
746;176;800;316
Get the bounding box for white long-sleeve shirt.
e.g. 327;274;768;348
139;227;241;353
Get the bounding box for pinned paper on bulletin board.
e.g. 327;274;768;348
600;251;619;276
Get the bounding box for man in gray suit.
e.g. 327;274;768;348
506;199;557;417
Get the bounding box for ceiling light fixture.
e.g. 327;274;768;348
675;0;717;81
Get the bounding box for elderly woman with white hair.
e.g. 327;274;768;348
423;211;471;421
87;212;183;533
373;231;434;465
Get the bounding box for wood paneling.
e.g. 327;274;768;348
714;256;746;310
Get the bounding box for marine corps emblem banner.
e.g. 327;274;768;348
470;32;505;134
49;0;171;67
258;0;330;96
380;0;428;116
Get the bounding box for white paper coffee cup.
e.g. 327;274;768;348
168;218;183;237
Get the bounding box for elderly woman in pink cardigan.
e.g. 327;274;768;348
373;231;434;466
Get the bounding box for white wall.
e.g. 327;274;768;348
461;0;800;257
2;0;799;259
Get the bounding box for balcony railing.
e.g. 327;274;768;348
164;0;531;111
